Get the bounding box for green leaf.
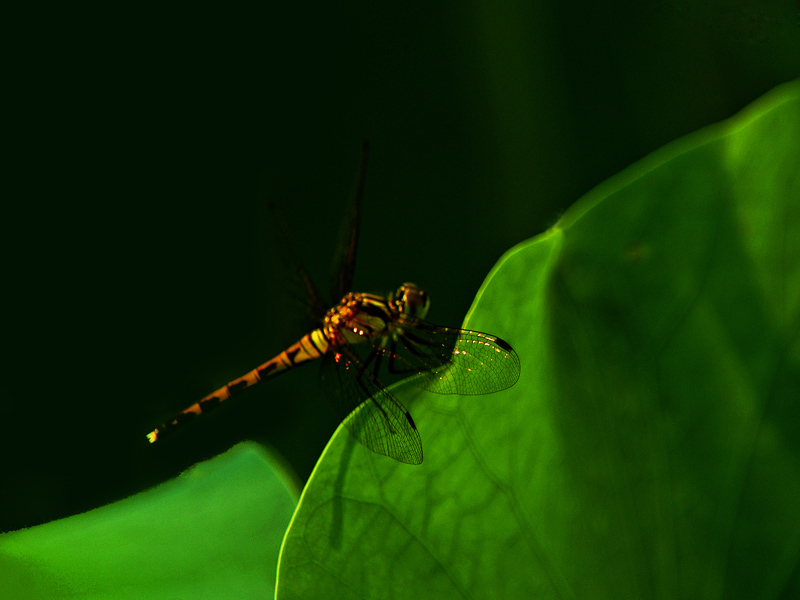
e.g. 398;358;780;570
277;80;800;599
0;443;299;600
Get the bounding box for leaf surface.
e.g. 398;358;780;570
0;443;298;600
277;80;800;600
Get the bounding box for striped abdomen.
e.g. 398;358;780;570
146;328;330;442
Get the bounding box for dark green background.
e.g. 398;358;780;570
4;2;798;532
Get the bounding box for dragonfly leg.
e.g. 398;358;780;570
371;350;383;380
351;351;397;434
387;339;425;374
357;349;377;377
358;351;396;430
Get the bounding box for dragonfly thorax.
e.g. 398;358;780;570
325;292;393;345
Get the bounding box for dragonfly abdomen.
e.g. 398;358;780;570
146;328;331;443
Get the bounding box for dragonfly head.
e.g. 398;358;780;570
394;282;430;319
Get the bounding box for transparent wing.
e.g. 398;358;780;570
266;201;329;330
385;317;521;395
329;140;370;302
319;335;423;465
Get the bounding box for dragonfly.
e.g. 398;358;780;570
146;143;520;464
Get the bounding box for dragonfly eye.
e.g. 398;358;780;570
396;282;430;319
